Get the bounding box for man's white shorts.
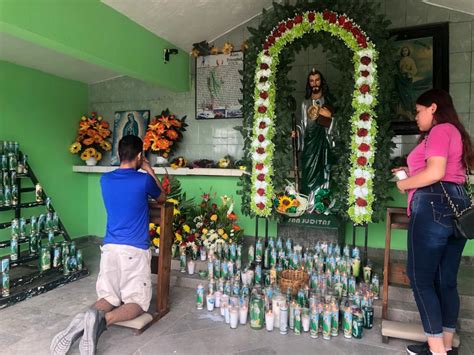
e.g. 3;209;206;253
96;243;152;312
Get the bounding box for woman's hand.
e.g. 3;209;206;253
396;179;406;194
391;166;408;174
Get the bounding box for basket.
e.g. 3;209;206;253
279;269;309;296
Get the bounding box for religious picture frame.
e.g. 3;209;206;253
390;23;449;135
195;51;244;119
110;110;150;165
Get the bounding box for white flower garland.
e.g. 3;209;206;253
249;10;379;224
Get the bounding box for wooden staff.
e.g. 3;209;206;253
287;96;299;192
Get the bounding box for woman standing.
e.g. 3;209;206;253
393;89;473;355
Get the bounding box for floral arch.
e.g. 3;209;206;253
249;10;379;225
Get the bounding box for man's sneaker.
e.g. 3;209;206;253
406;342;429;355
50;312;85;355
79;308;102;355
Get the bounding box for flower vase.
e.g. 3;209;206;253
85;157;98;166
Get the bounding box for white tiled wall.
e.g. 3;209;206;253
89;0;474;164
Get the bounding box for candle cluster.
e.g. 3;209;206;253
196;237;379;339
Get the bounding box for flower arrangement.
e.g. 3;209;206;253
69;112;112;162
273;192;300;214
143;109;187;159
248;10;378;224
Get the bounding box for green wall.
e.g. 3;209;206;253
85;172;474;256
0;0;189;91
0;60;89;241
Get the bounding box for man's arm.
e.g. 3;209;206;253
141;157;167;203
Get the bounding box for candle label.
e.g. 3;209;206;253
343;309;353;338
322;311;332;340
310;311;319;338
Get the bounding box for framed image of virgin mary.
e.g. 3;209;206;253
390;23;449;135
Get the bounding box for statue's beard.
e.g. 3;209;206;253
311;86;321;94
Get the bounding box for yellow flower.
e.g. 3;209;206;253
167;198;179;205
157;226;160;235
84;147;96;156
81;116;88;121
149;223;156;230
95;151;102;161
278;196;293;211
173;208;180;216
175;233;182;242
202;228;208;235
183;225;190;233
210;214;218;222
100;141;112;151
80;150;91;161
152;237;160;247
217;228;224;236
69;142;81;154
222;233;228;240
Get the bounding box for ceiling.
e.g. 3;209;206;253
101;0;276;51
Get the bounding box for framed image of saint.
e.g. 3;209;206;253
110;110;150;165
390;23;449;135
195;51;244;119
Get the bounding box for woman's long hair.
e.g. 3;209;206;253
416;89;474;170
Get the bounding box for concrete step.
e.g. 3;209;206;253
373;299;474;332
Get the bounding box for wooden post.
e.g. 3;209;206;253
149;201;174;318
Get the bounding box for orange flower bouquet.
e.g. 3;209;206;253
143;109;187;159
68;112;112;163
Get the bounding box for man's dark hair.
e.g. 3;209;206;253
118;135;143;162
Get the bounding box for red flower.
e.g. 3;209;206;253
263;43;269;50
356;198;368;207
357;128;368;137
257;174;265;181
187;235;196;243
260;63;269;70
329;13;337;23
256;147;265;154
351;27;362;38
355;178;366;186
323;10;331;20
260;91;269;100
264;50;270;56
338;15;346;26
258;134;265;142
357;36;368;48
272;30;281;38
360;70;369;77
257;202;266;210
357;156;367;166
267;36;275;45
258;106;267;113
359;84;370;94
360;113;370;121
294;15;303;24
278;23;287;33
286;20;294;29
255;163;264;170
257;188;265;196
308;12;315;22
259;76;267;83
358;143;370;152
259;121;267;129
212;203;217;209
360;56;371;65
343;21;353;30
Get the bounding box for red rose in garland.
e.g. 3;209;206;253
358;143;370;152
259;121;267;129
278;23;286;33
294;15;303;24
256;147;265;154
256;163;264;170
359;84;370;94
308;12;315;22
355;178;366;186
258;106;267;113
323;10;331;20
357;36;368;48
272;30;280;38
260;91;269;100
338;15;346;26
286;20;294;29
357;156;367;166
361;70;370;77
257;174;265;181
267;36;275;45
260;63;269;70
351;27;362;38
258;134;265;142
360;56;371;65
356;198;368;207
257;202;265;210
357;128;369;137
257;188;265;196
263;43;269;50
343;21;353;30
259;76;268;83
329;13;337;23
360;112;370;121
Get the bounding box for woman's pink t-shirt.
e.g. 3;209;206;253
406;123;465;214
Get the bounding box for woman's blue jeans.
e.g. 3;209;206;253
407;182;470;337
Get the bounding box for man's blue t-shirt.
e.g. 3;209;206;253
101;168;161;250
